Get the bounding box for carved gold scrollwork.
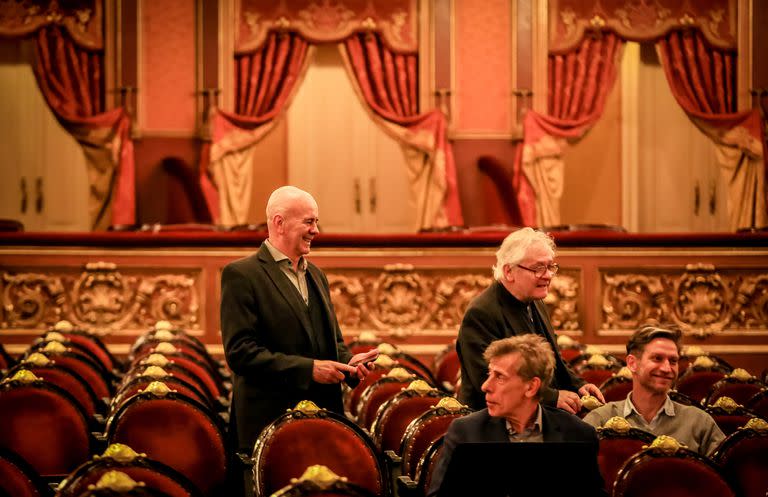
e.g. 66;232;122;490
1;263;200;334
732;275;768;329
327;267;578;335
670;264;730;337
545;272;580;331
370;265;430;332
601;265;768;337
2;272;65;328
602;273;666;329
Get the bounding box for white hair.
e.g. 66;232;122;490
492;228;556;280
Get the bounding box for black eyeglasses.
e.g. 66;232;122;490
516;263;559;278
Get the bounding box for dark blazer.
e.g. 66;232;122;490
457;281;584;409
428;406;606;497
220;243;353;450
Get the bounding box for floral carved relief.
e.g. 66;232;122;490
1;262;200;334
601;264;768;337
327;266;580;335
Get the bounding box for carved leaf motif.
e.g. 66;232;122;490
601;273;666;329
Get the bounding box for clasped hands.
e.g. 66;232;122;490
312;348;379;384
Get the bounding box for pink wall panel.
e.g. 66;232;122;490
454;0;511;132
140;0;196;133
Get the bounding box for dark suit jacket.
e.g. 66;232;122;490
220;243;353;450
457;281;584;409
427;406;606;497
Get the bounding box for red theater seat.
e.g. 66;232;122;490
711;418;768;497
253;401;387;497
0;446;49;497
0;370;93;477
106;383;227;496
57;443;202;497
614;436;735;497
595;417;655;494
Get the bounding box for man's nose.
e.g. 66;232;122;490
481;378;491;393
310;222;319;234
659;360;673;372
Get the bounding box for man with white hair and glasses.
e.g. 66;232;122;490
457;227;604;413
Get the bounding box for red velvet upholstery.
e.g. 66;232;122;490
0;342;15;372
400;406;470;480
122;365;213;406
579;368;618;387
357;379;413;430
254;409;386;497
705;408;760;437
372;392;444;453
614;446;736;497
37;351;113;399
386;353;435;385
558;347;583;363
745;389;768;419
677;370;728;403
705;379;765;406
415;437;444;495
599;376;633;403
596;427;655;494
57;453;202;497
138;354;223;400
712;426;768;497
0;379;91;476
10;364;100;417
345;368;390;417
268;476;378;497
48;330;121;373
0;446;48;497
131;342;220;379
433;344;460;392
107;392;227;496
111;376;213;415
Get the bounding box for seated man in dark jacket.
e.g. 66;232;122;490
429;334;606;497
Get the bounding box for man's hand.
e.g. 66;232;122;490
578;383;605;403
312;360;357;384
557;389;582;414
347;348;379;380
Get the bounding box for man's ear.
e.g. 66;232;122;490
626;353;638;373
526;377;542;398
504;264;514;282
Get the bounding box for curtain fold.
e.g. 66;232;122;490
656;30;766;230
341;32;463;229
202;32;311;225
518;32;624;226
34;24;134;229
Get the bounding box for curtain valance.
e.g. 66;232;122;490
235;0;417;54
549;0;736;54
0;0;103;50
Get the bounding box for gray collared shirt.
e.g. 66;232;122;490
264;239;309;305
582;392;725;455
506;404;544;443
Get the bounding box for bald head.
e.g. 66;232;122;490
266;186;320;263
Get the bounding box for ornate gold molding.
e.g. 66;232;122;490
601;264;768;337
327;266;580;334
1;262;200;334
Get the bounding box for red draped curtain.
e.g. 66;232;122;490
342;32;462;227
205;0;461;229
202;32;309;224
34;25;134;229
656;30;766;228
517;32;624;226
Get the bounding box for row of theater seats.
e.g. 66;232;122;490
0;321;230;497
2;326;767;497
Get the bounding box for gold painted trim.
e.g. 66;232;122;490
98;443;144;463
509;0;518;131
532;0;548;113
448;130;524;140
92;471;143;491
142;381;172;396
736;0;751;111
744;418;768;432
449;0;456;131
292;400;321;416
136;0;144;134
406;379;435;394
293;465;346;489
648;435;683;453
418;0;434;112
435;396;466;412
603;416;631;433
712;396;741;412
